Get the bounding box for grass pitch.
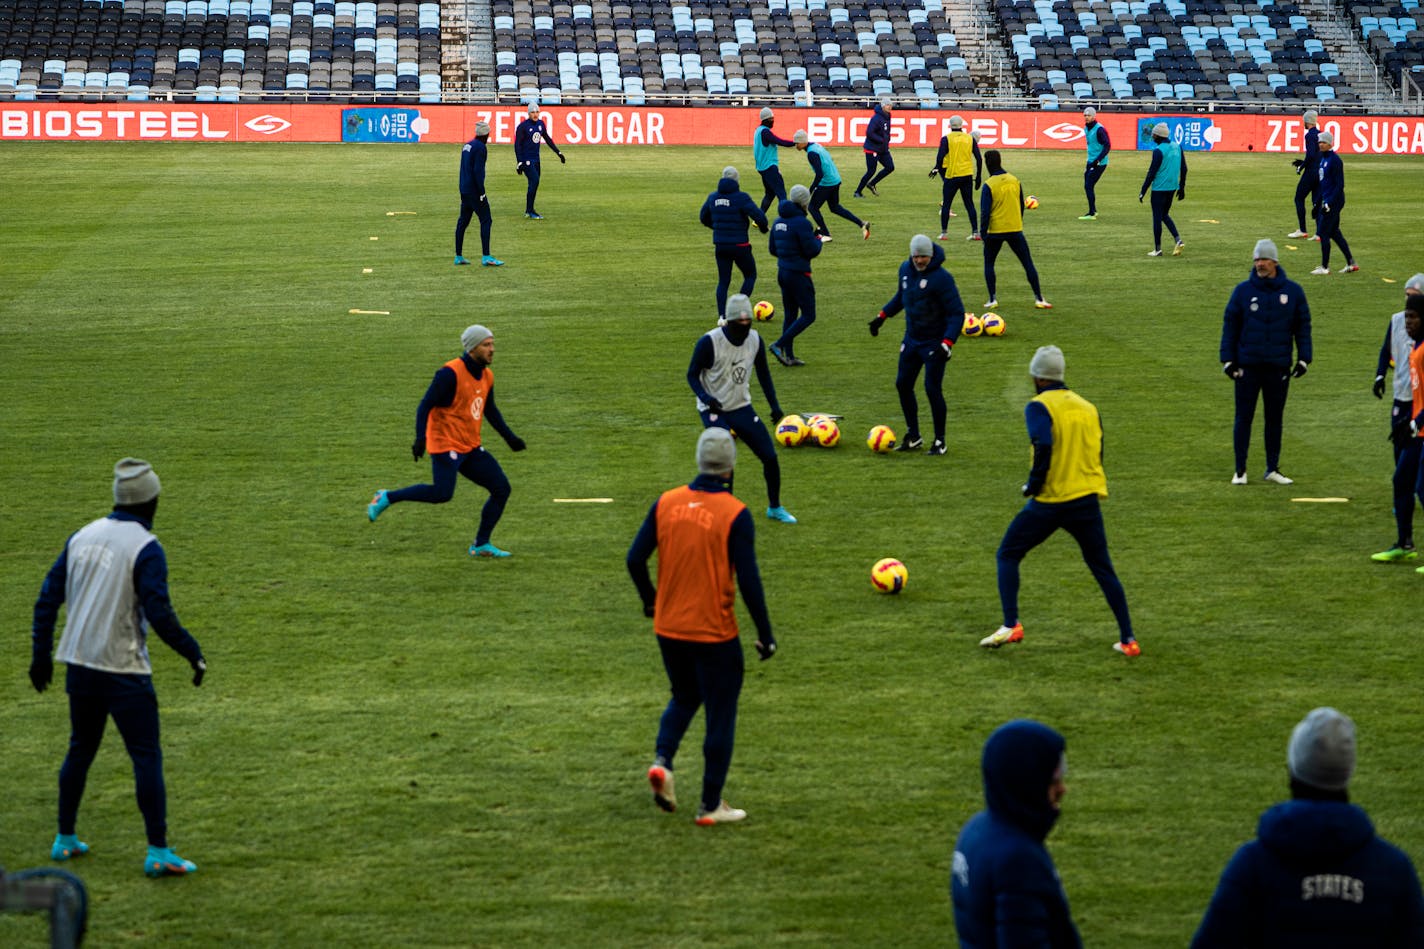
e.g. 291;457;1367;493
2;139;1422;947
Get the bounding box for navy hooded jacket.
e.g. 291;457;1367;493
880;244;966;344
951;720;1082;949
700;177;768;246
863;104;891;153
768;200;822;273
1220;265;1313;369
1192;799;1424;947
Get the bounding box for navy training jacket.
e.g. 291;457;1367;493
880;243;966;344
700;177;768;245
1220;265;1313;368
768;200;822;272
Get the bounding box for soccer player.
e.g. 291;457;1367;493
853;96;895;198
869;234;968;457
688;294;796;524
454;120;503;267
981;346;1138;656
513;102;565;220
930;114;981;240
626;428;778;826
1372;296;1424;566
1139;121;1186;257
1288;109;1322;239
30;458;207;878
367;325;526;557
1373;273;1424;469
978;149;1051;310
1220;239;1312;486
1312;131;1358;275
951;720;1082;946
752;106;797;214
1080;106;1110;220
699;166;769;319
794;129;870;243
767;184;822;367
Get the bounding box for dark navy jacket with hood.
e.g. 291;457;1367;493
863;104;891;153
951;720;1082;949
1192;799;1424;947
700;177;768;246
768;199;822;273
880;243;966;344
1220;265;1313;369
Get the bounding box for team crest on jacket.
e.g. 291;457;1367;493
920;278;928;288
1249;299;1259;312
1280;293;1289;305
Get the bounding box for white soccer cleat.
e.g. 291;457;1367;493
1287;230;1308;238
1231;472;1248;485
695;801;747;826
1310;266;1330;275
1264;470;1294;485
979;623;1024;648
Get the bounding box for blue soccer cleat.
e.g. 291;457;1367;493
367;490;389;522
482;255;504;267
525;212;543;220
766;506;798;524
144;845;196;877
51;833;89;861
454;255;472;266
469;542;512;558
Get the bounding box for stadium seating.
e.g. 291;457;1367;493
1343;1;1424;84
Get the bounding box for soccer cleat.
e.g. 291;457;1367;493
938;232;951;240
980;623;1024;648
1113;640;1142;657
769;342;794;367
144;846;197;877
1310;234;1321;242
1311;266;1329;275
1341;263;1359;273
51;833;89;861
1263;470;1294;485
1034;299;1053;309
894;436;924;452
1147;250;1163;257
525;211;544;219
469;542;512;558
1078;213;1098;220
454;255;472;266
1370;546;1417;563
1172;241;1184;256
367;490;390;522
818;233;833;243
852;191;864;198
648;764;676;812
1287;229;1309;238
982;299;998;309
481;255;504;267
766;505;798;524
927;439;947;456
866;183;879;196
862;222;871;240
969;233;982;242
788;355;806;367
695;801;747;826
1231;472;1248;485
948;209;957;217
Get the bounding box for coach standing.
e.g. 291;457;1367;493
1312;131;1358;275
627;428;778;826
455;120;503;267
853;96;895;199
869;234;968;457
514;102;565;220
700;166;768;320
31;458;207;878
1220;239;1312;486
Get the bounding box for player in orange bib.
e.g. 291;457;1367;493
366;324;526;558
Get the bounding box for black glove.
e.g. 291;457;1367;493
411;437;426;462
558;153;566;164
704;396;724;414
757;223;769;234
927;168;940;178
974;177;981;190
770;410;784;425
506;434;527;452
1292;158;1305;172
1176;188;1185;201
1292;360;1309;378
868;312;886;336
1374;375;1387;399
516;162;526;176
29;655;52;693
755;638;777;661
1022;479;1043;498
1138;192;1145;203
191;658;206;687
1223;361;1241;379
941;338;954;359
643;602;655;619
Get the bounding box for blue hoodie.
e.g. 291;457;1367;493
863;103;891;153
880;244;966;344
700;177;768;245
1220;265;1313;369
768;199;822;272
1192;799;1424;947
951;721;1082;949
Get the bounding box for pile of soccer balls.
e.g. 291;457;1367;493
961;312;1006;338
774;413;840;448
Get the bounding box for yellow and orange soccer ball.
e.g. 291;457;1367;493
871;558;908;594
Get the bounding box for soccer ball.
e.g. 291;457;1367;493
871;557;908;594
1024;195;1039;210
961;313;983;337
774;414;808;447
804;413;829;428
981;313;1006;336
867;424;897;453
810;418;841;447
753;300;775;321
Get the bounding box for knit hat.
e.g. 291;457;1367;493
474;120;489;136
1083;106;1096;119
1288;707;1356;791
880;95;892;109
949;114;964;130
725;293;753;320
759;106;774;121
696;427;736;474
113;458;161;505
1029;345;1066;381
461;324;493;352
1303;109;1318;126
909;234;934;257
527;102;539;114
1253;238;1279;262
793;129;808;144
722;165;739;181
789;184;811;208
1318;130;1335;147
1152;121;1169;138
1405;273;1424;293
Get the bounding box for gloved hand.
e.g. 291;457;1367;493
29;655;52;693
191;658;206;687
1292;158;1305;171
558;153;566;164
643;601;655;618
1022;479;1042;498
927;167;939;178
411;437;426;462
1292;360;1309;378
1373;375;1386;399
1177;188;1185;201
1138;192;1145;203
516;162;527;176
1223;362;1243;379
868;312;886;336
941;338;954;359
703;396;724;414
506;434;527;452
755;638;777;661
757;223;769;234
770;410;784;425
974;177;981;190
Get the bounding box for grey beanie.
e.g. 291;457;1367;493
879;95;892;109
1318;130;1335;147
909;234;934;257
114;458;161;505
1405;273;1424;293
461;324;493;352
1083;106;1096;119
949;114;964;130
1253;238;1279;262
1303;109;1318;126
722;165;739;181
1152;121;1169;138
527;102;539;114
725;293;753;320
696;427;736;474
1288;707;1356;791
474;120;489;136
792;129;808;144
789;184;811;208
759;106;774;121
1029;345;1066;381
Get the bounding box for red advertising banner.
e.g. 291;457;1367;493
5;101;1424;155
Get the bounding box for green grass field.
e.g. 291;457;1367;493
2;139;1422;947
